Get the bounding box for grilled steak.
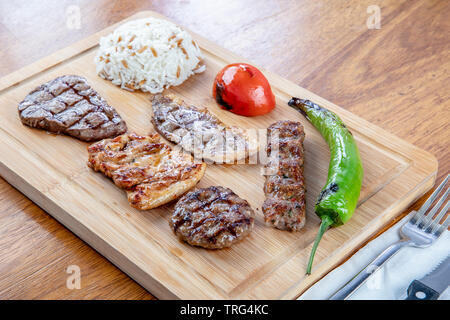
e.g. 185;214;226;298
170;186;254;249
87;132;206;210
262;121;306;231
18;75;127;141
151;94;258;163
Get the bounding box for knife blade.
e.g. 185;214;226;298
405;255;450;300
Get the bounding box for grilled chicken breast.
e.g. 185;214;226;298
170;186;254;249
87;132;206;210
18;75;127;141
151;94;258;163
262;121;306;231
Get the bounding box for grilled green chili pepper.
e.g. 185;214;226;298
288;97;363;274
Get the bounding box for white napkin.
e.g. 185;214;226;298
298;211;450;300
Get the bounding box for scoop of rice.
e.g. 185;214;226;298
95;18;205;93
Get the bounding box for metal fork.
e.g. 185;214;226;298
329;174;450;300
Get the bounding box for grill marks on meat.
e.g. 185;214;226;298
262;121;306;231
151;94;258;163
87;132;206;210
19;75;127;141
170;186;254;249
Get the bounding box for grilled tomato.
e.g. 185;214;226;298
213;63;275;116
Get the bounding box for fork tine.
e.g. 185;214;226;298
423;188;450;230
414;175;449;226
430;201;450;233
436;214;450;235
410;209;424;224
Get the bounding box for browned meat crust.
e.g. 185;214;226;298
170;186;254;249
87;132;206;210
262;121;306;231
19;75;127;141
151;94;258;163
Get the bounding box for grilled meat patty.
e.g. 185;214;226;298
262;121;306;231
151;94;258;163
170;186;254;249
87;132;206;210
18;75;127;141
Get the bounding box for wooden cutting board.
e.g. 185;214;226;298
0;11;437;299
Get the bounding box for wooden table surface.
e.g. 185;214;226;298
0;0;448;299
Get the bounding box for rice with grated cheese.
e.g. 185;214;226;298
95;18;205;93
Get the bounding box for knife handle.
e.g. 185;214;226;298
406;280;440;300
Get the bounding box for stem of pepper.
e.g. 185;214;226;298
306;216;333;275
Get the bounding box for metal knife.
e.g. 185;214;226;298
405;255;450;300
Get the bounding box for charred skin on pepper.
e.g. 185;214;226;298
316;182;339;204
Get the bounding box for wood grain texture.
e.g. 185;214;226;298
0;0;447;299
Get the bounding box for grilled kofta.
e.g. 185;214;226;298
18;75;127;141
262;120;306;231
170;186;254;249
87;132;206;210
151;94;258;163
